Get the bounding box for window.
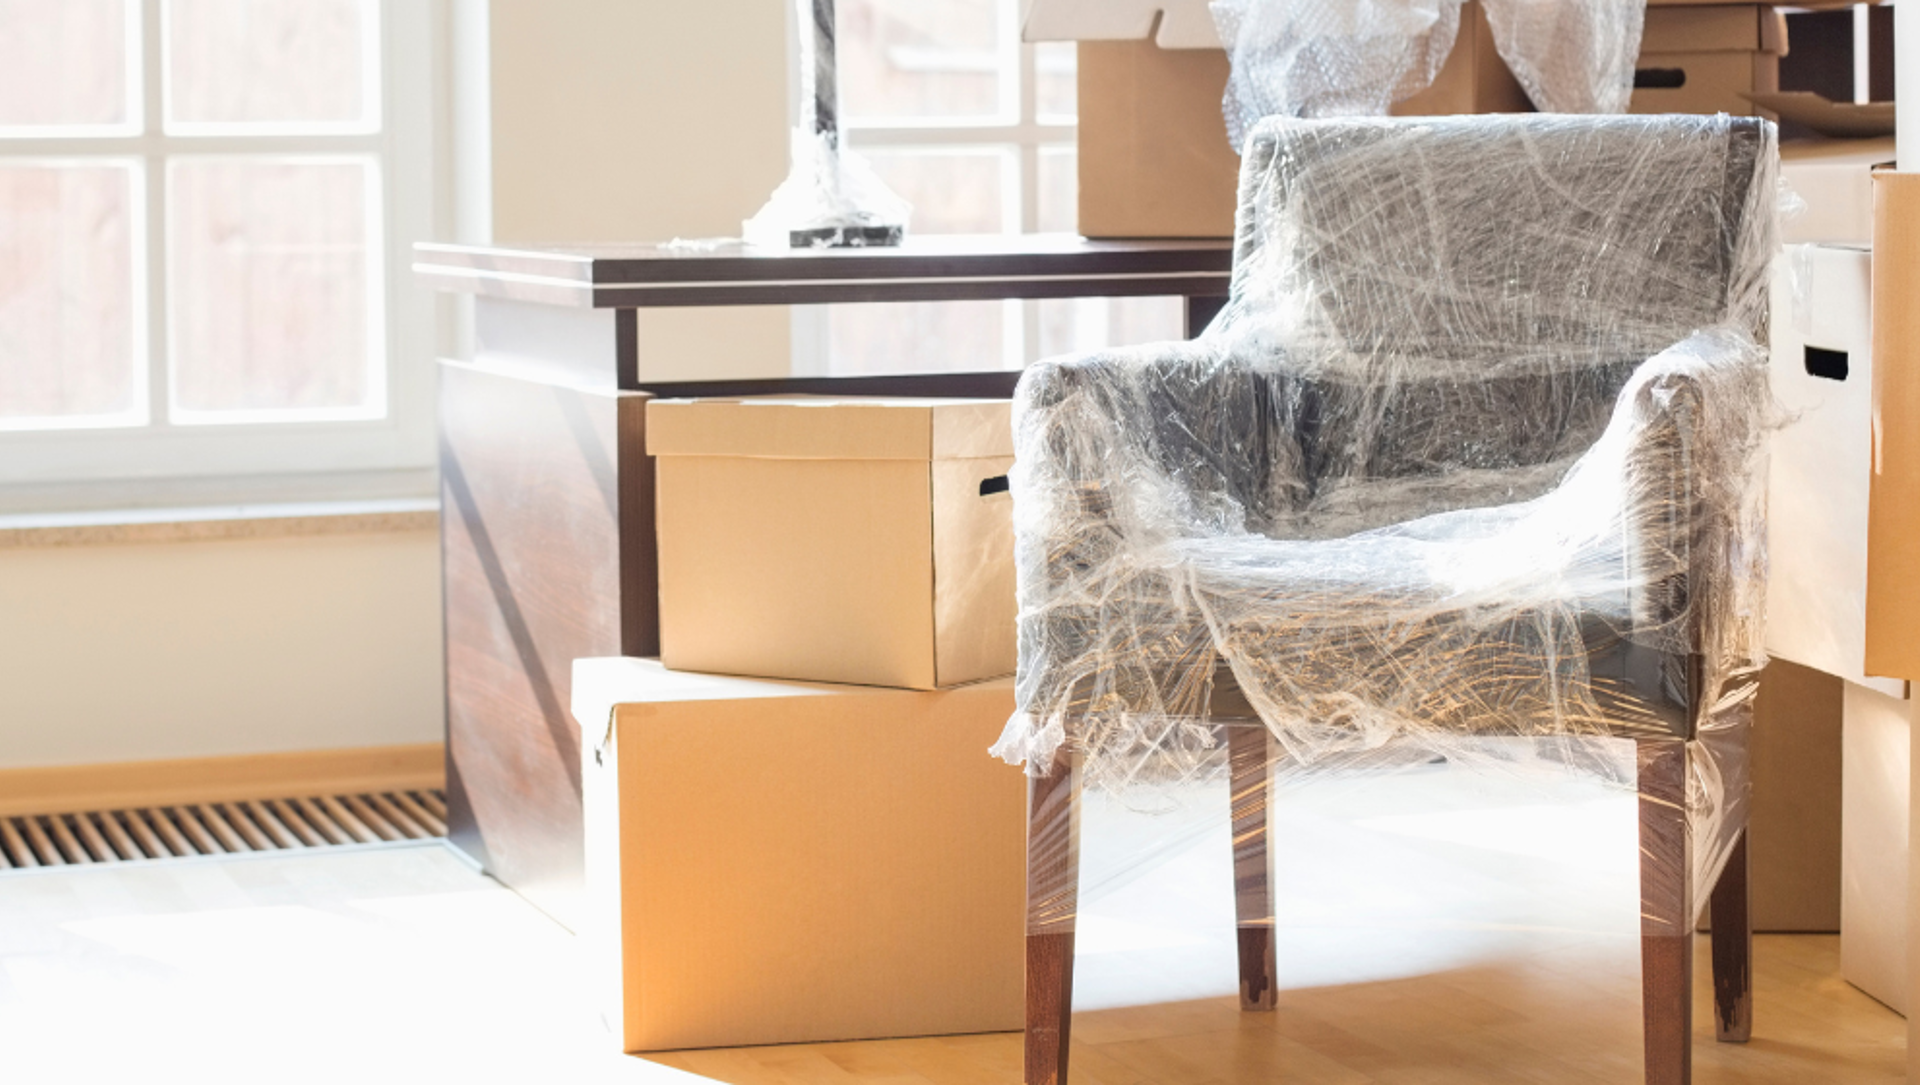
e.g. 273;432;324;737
0;1;434;505
798;0;1183;376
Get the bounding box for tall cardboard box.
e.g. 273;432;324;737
649;396;1015;690
574;658;1026;1051
1867;173;1920;680
1052;0;1532;239
1630;4;1788;117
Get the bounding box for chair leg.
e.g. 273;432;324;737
1638;739;1694;1085
1025;751;1078;1085
1708;829;1752;1042
1228;722;1276;1010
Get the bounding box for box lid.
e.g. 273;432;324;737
646;397;1013;462
1022;0;1220;49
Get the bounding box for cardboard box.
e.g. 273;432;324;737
573;658;1026;1051
1866;173;1920;680
649;396;1015;690
1767;244;1905;696
1842;680;1911;1012
1055;0;1530;239
1631;4;1787;117
1781;139;1897;245
1750;660;1844;933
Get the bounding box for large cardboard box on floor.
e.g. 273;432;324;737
1037;0;1531;239
649;396;1015;690
1630;4;1787;117
573;658;1025;1051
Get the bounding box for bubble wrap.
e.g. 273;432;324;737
1211;0;1645;149
995;113;1780;938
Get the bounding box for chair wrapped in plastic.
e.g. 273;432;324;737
994;113;1777;1085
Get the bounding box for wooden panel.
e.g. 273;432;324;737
0;744;444;818
441;360;651;930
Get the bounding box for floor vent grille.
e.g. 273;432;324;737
0;790;448;869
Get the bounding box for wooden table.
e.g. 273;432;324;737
414;234;1233;928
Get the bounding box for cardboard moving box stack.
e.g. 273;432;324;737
1043;0;1805;239
572;395;1025;1053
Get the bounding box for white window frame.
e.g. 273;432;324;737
792;0;1077;374
0;0;438;511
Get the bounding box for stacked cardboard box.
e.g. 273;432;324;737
1047;0;1823;239
573;395;1025;1052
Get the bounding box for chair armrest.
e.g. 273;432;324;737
1009;340;1291;735
1599;330;1770;739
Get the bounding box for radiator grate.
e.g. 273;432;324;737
0;790;447;869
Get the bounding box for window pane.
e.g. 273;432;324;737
828;149;1012;375
168;158;377;419
0;163;139;426
1035;41;1076;121
1037;145;1075;234
164;0;372;130
867;148;1010;233
840;0;1004;122
0;0;131;131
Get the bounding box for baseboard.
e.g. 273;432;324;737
0;744;445;817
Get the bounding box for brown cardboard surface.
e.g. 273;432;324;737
1077;1;1528;239
1643;5;1788;53
1389;0;1532;117
1866;173;1920;680
1076;40;1240;239
1751;659;1845;932
646;397;1010;461
1840;681;1911;1012
580;661;1024;1051
1780;139;1897;245
933;459;1018;686
1630;50;1780;116
651;397;1016;690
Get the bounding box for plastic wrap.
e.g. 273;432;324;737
1210;0;1643;148
996;113;1779;958
743;0;909;248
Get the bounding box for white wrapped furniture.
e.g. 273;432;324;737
994;113;1779;1085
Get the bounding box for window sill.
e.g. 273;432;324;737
0;498;440;550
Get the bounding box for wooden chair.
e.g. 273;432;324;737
1001;112;1777;1085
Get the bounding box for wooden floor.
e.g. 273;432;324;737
648;935;1902;1085
0;764;1902;1084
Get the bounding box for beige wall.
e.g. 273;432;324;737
484;0;794;381
0;530;443;769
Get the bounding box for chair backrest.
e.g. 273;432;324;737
1230;112;1772;367
1217;113;1775;532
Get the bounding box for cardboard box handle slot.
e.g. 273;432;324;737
1635;68;1687;90
979;475;1011;497
1805;346;1849;382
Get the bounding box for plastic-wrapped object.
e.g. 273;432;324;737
1209;0;1644;148
743;0;909;248
997;113;1778;1080
1211;0;1461;145
1482;0;1644;114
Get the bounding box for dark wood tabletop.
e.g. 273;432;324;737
413;234;1235;308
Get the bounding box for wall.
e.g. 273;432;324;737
483;0;793;381
0;527;442;768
